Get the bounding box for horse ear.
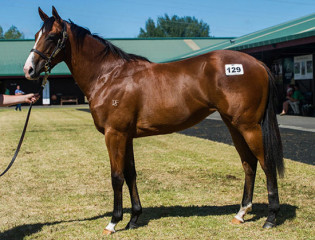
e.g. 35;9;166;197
52;6;62;22
38;7;49;21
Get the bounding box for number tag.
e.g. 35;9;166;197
225;64;244;75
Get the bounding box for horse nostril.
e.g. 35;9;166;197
28;67;34;75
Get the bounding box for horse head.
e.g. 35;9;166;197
24;6;68;80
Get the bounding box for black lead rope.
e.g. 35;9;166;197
0;102;33;177
0;81;46;177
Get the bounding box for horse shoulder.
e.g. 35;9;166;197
89;62;149;135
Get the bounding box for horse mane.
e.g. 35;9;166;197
67;20;150;62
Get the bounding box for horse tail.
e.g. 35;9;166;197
261;63;285;178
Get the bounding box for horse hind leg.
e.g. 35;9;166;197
237;123;280;228
222;117;257;224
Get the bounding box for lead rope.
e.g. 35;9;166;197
0;73;49;177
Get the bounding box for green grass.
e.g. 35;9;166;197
0;106;314;240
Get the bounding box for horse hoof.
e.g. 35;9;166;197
263;221;276;229
103;229;115;235
232;217;243;224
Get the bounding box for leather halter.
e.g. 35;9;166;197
31;22;68;74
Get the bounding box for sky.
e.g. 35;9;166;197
0;0;314;39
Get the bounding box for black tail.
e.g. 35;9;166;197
261;64;285;178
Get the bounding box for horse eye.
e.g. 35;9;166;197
46;34;58;42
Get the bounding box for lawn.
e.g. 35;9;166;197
0;106;314;240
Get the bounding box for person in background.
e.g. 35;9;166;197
14;85;25;111
286;84;294;98
280;84;304;115
4;88;10;95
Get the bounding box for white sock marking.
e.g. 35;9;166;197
235;203;252;222
105;222;116;232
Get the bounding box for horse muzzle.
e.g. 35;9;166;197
23;64;41;80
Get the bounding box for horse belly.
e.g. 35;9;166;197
135;102;213;137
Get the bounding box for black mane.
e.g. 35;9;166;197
68;20;150;62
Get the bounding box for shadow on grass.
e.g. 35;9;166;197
0;203;296;239
137;203;296;228
77;108;91;113
0;213;110;240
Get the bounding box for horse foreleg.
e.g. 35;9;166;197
124;139;142;230
103;129;128;235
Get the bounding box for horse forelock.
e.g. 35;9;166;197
41;17;55;33
67;19;150;62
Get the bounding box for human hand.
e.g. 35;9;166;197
24;93;40;104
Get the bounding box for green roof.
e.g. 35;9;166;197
167;13;315;61
0;37;230;77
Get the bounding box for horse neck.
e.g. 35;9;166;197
63;34;123;99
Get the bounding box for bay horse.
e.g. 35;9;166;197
23;7;284;234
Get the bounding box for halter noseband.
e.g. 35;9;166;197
31;22;68;75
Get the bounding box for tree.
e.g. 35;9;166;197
0;25;24;39
0;26;3;39
138;14;210;38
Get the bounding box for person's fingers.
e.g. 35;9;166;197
23;93;41;104
24;93;35;103
30;94;40;103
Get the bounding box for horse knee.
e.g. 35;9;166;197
111;172;124;188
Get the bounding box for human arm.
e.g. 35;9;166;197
286;96;297;102
0;94;40;107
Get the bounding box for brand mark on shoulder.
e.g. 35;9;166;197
112;100;119;106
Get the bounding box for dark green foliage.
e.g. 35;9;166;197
0;25;24;39
138;14;210;38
